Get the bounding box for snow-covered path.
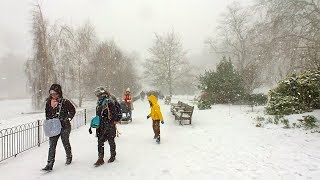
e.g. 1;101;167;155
0;98;320;180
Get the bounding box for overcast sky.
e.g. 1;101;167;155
0;0;252;61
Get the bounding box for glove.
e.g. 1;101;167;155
161;121;164;124
89;128;92;134
147;115;150;119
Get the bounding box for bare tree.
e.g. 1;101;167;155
254;0;320;78
207;2;262;93
25;3;56;110
89;40;140;98
25;5;140;107
144;31;192;96
56;23;97;107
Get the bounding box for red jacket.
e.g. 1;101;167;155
124;95;131;103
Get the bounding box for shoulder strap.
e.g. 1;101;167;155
101;101;111;120
57;99;65;119
102;98;108;106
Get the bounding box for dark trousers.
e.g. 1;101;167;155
47;127;72;163
97;127;116;159
153;120;160;137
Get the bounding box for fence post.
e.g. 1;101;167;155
37;120;41;147
84;109;87;125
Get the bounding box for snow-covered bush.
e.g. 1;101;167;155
273;115;283;125
280;118;290;129
266;70;320;115
243;93;268;106
266;95;302;115
299;115;319;130
197;99;211;110
255;116;265;127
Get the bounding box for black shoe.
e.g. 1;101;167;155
156;136;160;143
42;162;53;171
153;135;157;139
65;157;72;165
107;156;115;163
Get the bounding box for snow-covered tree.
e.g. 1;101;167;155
25;3;56;110
198;56;245;104
144;31;193;96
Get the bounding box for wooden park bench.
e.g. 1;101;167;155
170;101;194;125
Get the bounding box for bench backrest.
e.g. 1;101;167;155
185;104;194;113
180;102;194;114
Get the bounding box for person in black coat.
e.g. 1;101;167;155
42;84;76;171
140;91;146;100
91;87;121;167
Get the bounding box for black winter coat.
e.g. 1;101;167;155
96;95;120;137
45;98;76;129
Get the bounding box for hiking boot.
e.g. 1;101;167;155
42;161;54;171
107;156;115;163
94;158;104;167
65;156;72;165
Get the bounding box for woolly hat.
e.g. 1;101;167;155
94;87;106;97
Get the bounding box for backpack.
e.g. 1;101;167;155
90;97;108;129
99;96;122;122
114;100;122;121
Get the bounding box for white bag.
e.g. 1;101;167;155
43;99;64;137
43;118;62;137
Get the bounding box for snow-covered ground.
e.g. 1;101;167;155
0;97;320;179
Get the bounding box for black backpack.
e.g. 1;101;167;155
107;96;122;122
114;100;122;121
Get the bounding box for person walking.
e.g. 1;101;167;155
42;84;76;171
91;87;121;167
147;95;164;144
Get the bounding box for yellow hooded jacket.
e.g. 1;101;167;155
148;95;163;121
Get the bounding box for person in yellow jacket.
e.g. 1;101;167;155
147;95;164;143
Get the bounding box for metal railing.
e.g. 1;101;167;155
0;108;95;162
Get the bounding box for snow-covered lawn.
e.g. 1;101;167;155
0;97;320;179
0;99;95;129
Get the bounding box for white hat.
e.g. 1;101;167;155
126;88;130;92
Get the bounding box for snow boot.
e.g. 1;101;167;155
107;156;115;163
42;161;54;171
156;136;160;144
94;158;104;167
65;156;72;165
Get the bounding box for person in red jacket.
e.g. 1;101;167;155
124;88;133;118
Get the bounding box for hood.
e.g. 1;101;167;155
49;84;63;98
148;95;158;105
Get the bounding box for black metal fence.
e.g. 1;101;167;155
0;108;95;162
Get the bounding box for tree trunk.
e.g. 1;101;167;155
78;59;82;107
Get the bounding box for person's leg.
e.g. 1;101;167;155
61;127;72;164
106;127;116;163
154;120;160;138
152;120;157;138
42;135;59;170
152;120;160;139
129;110;132;119
94;128;108;166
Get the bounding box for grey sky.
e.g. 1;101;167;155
0;0;252;61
